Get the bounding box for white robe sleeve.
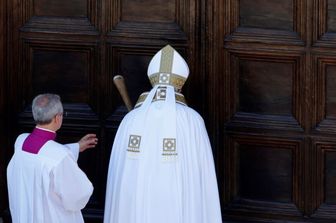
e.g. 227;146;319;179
52;155;93;211
64;143;80;161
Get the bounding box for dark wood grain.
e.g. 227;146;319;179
34;0;87;17
214;0;336;222
0;0;7;217
240;0;294;31
122;0;175;22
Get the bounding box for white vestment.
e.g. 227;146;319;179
7;133;93;223
104;96;222;223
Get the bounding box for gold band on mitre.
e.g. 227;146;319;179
135;87;187;108
149;72;187;91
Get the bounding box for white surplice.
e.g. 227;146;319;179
104;86;222;223
7;133;93;223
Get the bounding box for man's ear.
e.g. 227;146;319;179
54;114;60;124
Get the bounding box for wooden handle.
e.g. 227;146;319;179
113;75;133;111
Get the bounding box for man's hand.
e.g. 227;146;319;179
79;134;98;152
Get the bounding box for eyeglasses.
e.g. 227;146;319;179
57;112;68;117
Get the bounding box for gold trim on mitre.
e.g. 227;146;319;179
149;72;186;91
135;87;187;108
160;45;174;74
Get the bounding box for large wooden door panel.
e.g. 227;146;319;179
214;0;336;221
0;0;7;216
223;134;305;220
312;139;336;219
22;40;100;104
225;50;305;130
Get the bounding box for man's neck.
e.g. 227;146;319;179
36;124;57;132
36;126;56;133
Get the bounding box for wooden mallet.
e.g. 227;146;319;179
113;75;133;111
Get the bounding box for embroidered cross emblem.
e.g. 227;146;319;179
128;135;141;153
163;138;176;152
156;87;167;100
159;73;170;84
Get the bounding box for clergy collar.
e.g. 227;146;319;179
36;126;56;133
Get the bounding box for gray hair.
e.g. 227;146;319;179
32;94;63;125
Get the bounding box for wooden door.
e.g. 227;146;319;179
2;0;200;222
0;0;7;216
211;0;336;221
5;0;336;222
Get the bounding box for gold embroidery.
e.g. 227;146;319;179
127;135;141;153
162;138;177;156
156;87;166;100
134;88;187;108
149;72;186;90
160;45;174;73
